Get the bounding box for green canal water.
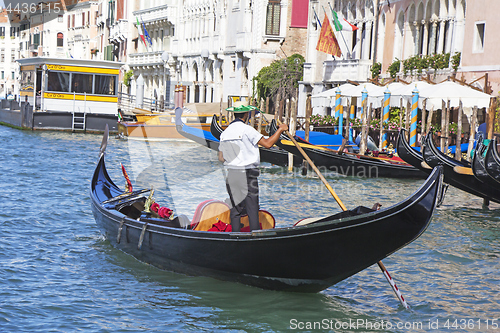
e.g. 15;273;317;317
0;125;499;332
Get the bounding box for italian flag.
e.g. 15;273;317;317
332;12;358;32
136;17;148;47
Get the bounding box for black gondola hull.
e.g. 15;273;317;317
268;121;426;178
484;137;500;185
396;129;431;175
91;149;443;292
421;132;500;203
471;138;495;184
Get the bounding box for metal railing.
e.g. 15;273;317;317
118;92;174;114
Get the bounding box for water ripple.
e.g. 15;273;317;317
1;125;500;332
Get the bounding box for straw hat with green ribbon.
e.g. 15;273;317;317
226;101;260;114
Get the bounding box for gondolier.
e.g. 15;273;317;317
218;101;288;231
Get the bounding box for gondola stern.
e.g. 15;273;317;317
91;147;123;205
210;115;222;140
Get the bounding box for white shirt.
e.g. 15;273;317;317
219;120;263;169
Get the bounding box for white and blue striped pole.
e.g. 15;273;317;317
361;87;368;117
349;102;355;142
335;87;342;136
410;86;419;147
381;87;391;149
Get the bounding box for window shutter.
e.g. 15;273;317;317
290;0;309;28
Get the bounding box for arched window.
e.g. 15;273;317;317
57;32;64;47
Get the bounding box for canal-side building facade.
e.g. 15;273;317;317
3;0;500;115
300;0;469;117
126;0;308;107
0;9;20;98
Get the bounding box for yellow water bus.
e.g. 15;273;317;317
16;57;123;132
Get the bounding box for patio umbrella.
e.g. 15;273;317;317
311;83;356;108
341;83;384;107
389;81;432;108
416;81;492;109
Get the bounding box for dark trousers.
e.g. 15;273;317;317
225;168;260;232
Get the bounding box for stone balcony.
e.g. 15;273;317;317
323;59;372;83
109;19;128;43
133;4;175;25
129;51;165;66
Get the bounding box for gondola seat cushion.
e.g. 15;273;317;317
191;200;276;231
191;200;231;231
240;210;275;230
207;220;232;232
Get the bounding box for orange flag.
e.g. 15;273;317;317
316;14;342;57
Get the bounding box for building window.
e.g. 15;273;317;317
58;15;63;23
474;22;485;53
57;32;64;47
33;33;40;47
0;27;5;37
12;72;14;80
108;0;115;23
1;71;4;79
266;0;281;35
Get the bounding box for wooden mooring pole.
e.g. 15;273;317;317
455;100;463;161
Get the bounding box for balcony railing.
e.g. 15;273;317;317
133;4;175;24
109;19;128;42
322;59;372;83
129;51;166;65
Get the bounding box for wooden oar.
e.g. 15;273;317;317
281;123;410;309
283;128;347;210
280;139;408;164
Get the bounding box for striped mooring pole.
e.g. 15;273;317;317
381;87;391;149
335;87;342;136
409;86;419;147
349;103;355;142
361;87;368;117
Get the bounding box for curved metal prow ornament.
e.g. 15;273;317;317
99;124;109;158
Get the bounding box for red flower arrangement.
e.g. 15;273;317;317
150;202;173;219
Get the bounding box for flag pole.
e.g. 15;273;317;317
328;2;351;58
312;7;322;28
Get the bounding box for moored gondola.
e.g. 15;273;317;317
91;126;444;292
483;137;500;185
396;129;431;174
471;137;497;185
174;107;221;151
173;107;298;167
421;132;500;203
269;120;426;178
